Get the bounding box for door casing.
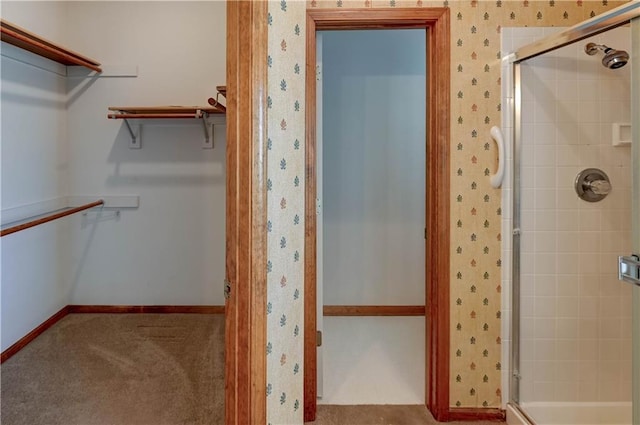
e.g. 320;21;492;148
304;8;451;422
225;2;268;424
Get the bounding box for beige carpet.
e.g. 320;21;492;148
2;315;500;425
1;314;224;425
308;405;503;425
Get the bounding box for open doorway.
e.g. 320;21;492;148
303;8;451;422
316;27;427;405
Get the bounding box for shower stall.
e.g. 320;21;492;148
501;3;640;425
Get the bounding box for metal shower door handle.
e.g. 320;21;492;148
618;255;640;287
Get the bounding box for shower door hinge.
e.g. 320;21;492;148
316;330;322;347
224;279;231;300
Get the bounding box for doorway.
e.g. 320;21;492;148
304;8;450;422
316;27;427;405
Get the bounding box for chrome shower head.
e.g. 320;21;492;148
585;42;629;69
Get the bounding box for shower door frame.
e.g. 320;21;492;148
509;0;640;414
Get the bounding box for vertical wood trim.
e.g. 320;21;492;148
250;1;268;423
225;2;239;423
425;8;451;422
304;7;451;422
226;1;268;424
304;11;318;423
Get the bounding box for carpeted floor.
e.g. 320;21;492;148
2;315;501;425
309;405;502;425
1;314;224;425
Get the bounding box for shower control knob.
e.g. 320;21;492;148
585;180;611;195
575;168;611;202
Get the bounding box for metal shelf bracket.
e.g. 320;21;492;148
201;113;213;149
123;119;141;149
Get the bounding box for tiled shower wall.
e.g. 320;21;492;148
502;26;633;403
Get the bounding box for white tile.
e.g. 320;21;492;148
579;209;601;231
577;101;599;124
580;274;600;297
599;296;622;318
599;317;622;339
534;231;556;252
577;340;599;363
556;317;578;338
579;253;601;274
577;79;601;101
556;296;580;317
556;253;581;274
556;231;580;253
533;275;556;296
535;189;556;210
556;77;579;98
534;317;557;339
556;339;579;361
535;101;557;124
556;145;580;166
557;275;580;296
556;101;579;123
533;382;556;401
534;339;557;361
578;297;598;318
535;252;557;274
534;148;557;167
534;296;557;317
555;381;579;401
557;212;581;232
534;210;556;230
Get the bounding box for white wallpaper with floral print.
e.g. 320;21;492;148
267;1;306;424
265;1;626;421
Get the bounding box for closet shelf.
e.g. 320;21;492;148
107;106;225;119
1;19;102;73
107;106;225;149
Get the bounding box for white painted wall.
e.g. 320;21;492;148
1;1;226;350
320;29;426;403
1;1;71;352
63;1;226;305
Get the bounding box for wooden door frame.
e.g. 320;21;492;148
225;1;268;424
304;8;451;422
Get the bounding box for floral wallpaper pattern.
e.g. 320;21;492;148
267;1;306;424
266;0;626;419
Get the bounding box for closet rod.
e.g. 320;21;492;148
1;200;104;237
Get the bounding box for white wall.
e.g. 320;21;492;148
1;1;226;350
502;26;632;407
322;29;426;305
63;1;226;305
320;29;425;404
1;1;72;351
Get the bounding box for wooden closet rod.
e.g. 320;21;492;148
1;200;104;237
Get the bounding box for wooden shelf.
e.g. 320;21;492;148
107;106;225;119
1;19;102;73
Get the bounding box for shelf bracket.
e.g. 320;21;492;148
123;119;141;149
201;112;213;149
